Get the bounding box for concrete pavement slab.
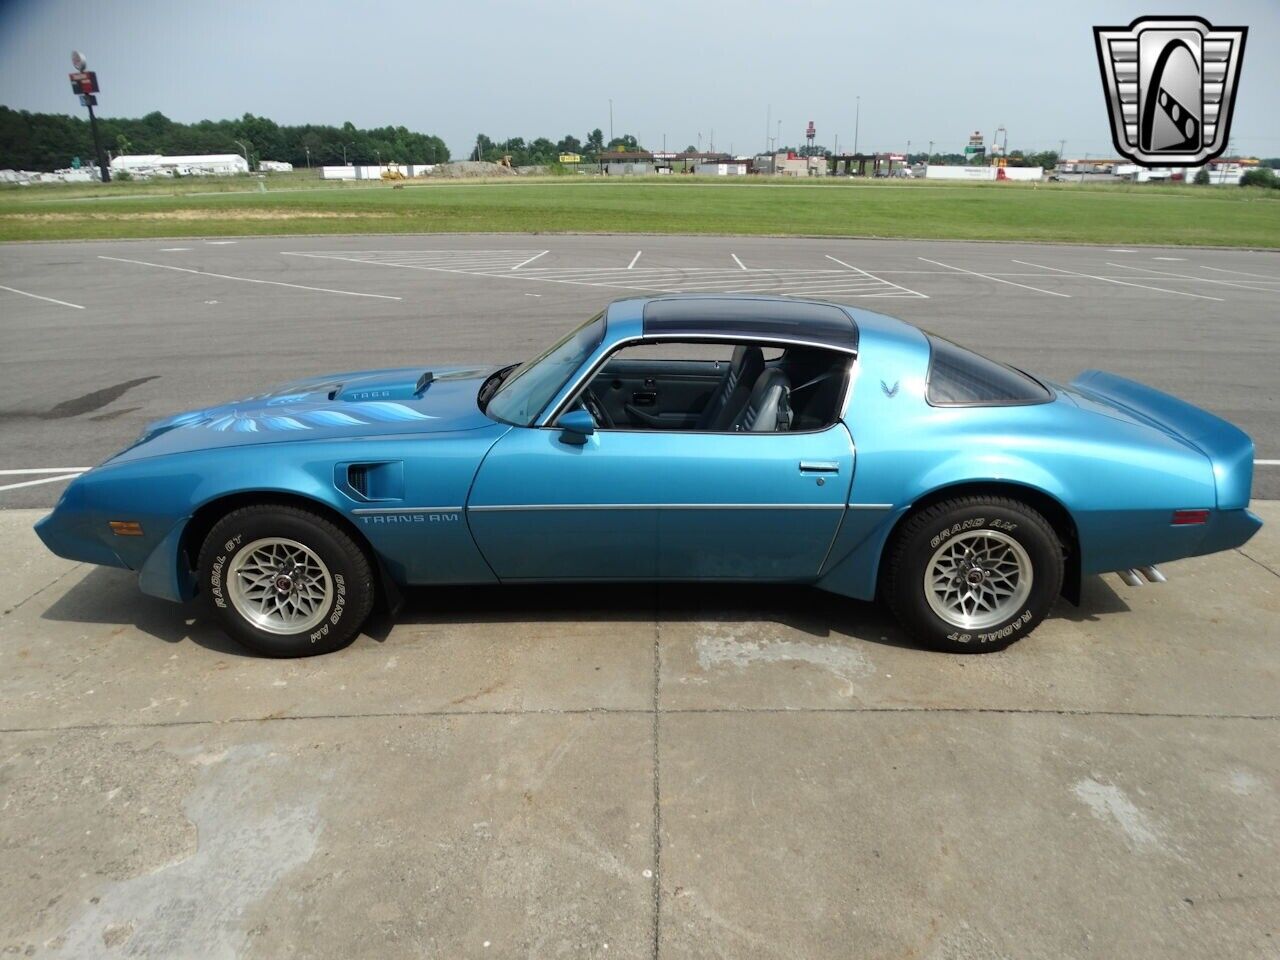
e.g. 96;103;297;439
658;712;1280;960
1;713;654;960
0;507;79;615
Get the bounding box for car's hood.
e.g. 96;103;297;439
110;365;500;463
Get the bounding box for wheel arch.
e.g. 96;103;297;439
180;491;400;611
878;480;1082;605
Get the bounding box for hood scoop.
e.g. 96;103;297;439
330;371;434;403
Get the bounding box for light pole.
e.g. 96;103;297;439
608;99;613;145
233;139;250;171
776;120;781;152
304;146;311;169
853;97;860;158
928;140;934;163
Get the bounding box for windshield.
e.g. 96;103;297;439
485;313;606;425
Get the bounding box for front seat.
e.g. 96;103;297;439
698;345;765;431
731;369;792;432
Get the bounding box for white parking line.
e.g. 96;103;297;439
1257;460;1280;466
1202;265;1280;282
97;256;402;300
0;473;82;493
158;247;191;252
0;284;85;310
1152;257;1186;261
628;250;642;269
1106;262;1278;294
825;256;929;299
917;257;1070;298
0;468;90;475
1009;260;1224;302
206;240;237;245
510;250;549;271
731;254;748;271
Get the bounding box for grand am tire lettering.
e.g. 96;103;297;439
929;518;985;550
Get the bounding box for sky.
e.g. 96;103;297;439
0;0;1276;160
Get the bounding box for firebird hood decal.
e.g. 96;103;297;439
113;365;500;463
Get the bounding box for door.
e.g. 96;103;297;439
652;424;853;579
466;422;853;582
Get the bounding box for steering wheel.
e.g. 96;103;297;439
581;388;614;428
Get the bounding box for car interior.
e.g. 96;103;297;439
572;340;852;433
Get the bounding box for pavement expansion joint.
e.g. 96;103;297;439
2;705;1277;738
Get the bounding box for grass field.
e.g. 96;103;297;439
2;175;1278;247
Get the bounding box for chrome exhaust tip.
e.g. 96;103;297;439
1117;569;1144;587
1137;565;1166;584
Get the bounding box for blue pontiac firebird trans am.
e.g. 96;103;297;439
37;294;1260;657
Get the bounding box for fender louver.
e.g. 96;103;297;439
347;464;369;497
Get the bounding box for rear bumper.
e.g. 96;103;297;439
1079;507;1262;575
1196;508;1263;556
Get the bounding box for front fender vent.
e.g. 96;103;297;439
336;461;404;502
347;465;369;497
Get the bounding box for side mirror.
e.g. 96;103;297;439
557;409;595;445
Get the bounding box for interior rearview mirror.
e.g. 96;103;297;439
558;409;595;445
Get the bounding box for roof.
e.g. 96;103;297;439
638;295;859;353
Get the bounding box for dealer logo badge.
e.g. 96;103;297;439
1094;16;1247;166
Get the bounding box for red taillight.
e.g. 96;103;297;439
1172;509;1210;526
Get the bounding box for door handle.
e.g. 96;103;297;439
799;461;840;474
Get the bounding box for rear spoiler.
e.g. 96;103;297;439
1071;370;1254;510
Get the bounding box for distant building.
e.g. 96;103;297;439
110;154;250;177
759;152;826;177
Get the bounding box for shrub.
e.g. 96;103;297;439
1240;167;1278;189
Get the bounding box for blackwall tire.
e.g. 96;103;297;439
197;505;375;658
885;496;1063;653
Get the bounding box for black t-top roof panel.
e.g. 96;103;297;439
640;296;858;352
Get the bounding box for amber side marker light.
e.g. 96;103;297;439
108;521;144;536
1171;509;1210;526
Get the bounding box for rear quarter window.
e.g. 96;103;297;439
925;336;1052;406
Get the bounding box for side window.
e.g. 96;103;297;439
579;340;848;433
925;336;1052;406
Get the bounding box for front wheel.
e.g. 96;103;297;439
884;497;1063;653
198;505;375;657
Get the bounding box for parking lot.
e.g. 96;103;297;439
2;235;1278;958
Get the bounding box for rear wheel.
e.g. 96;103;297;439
198;505;375;657
885;496;1063;653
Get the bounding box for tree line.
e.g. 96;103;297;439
470;130;655;165
0;106;449;171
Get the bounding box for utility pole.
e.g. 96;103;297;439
68;51;109;182
853;97;860;156
1059;139;1066;161
608;99;613;145
928;140;934;162
765;104;771;154
305;146;311;169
